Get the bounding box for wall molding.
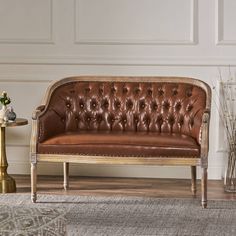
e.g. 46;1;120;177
0;0;54;44
6;144;29;147
74;0;198;45
0;78;52;83
2;55;236;66
216;0;236;45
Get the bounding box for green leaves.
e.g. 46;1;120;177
0;91;11;106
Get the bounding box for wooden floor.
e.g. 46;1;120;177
13;175;236;200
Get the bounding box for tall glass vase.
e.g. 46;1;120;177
224;150;236;192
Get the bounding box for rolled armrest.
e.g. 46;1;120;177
32;105;45;120
37;109;65;143
30;106;45;158
31;104;66;145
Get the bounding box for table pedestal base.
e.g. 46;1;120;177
0;174;16;193
0;119;28;194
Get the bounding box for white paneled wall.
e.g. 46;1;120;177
0;0;235;179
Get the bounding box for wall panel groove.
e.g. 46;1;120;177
0;0;54;44
74;0;198;45
216;0;236;45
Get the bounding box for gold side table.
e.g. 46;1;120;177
0;118;28;193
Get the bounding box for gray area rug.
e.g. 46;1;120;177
0;194;236;236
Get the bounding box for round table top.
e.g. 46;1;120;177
0;118;28;127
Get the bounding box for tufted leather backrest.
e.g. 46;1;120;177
38;77;211;144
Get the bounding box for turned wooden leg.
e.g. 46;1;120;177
201;167;207;208
63;162;69;190
191;166;197;195
31;163;37;203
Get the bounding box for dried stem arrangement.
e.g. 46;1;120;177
214;69;236;192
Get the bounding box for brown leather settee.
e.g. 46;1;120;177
30;76;211;208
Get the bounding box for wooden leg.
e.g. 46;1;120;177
31;163;37;203
201;167;207;208
191;166;197;195
63;162;69;190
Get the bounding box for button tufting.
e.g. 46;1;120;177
96;114;103;123
156;115;163;124
123;87;128;93
85;87;91;93
108;114;115;124
144;115;151;125
111;87;116;93
163;100;170;110
84;112;92;123
79;102;84;109
187;104;193;112
99;88;103;95
40;80;207;149
139;100;146;110
151;101;158;111
172;89;178;96
114;100;121;109
147;89;152;96
158;89;164;96
91;100;97;109
126;100;133;109
189;118;194;126
186;88;192;97
102;99;109;109
168;115;175;125
134;115;139;123
121;115;127;124
179;116;184;125
135;88;140;94
175;102;181;111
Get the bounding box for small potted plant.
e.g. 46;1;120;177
0;91;11;121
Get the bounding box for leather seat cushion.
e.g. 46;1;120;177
38;131;200;157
